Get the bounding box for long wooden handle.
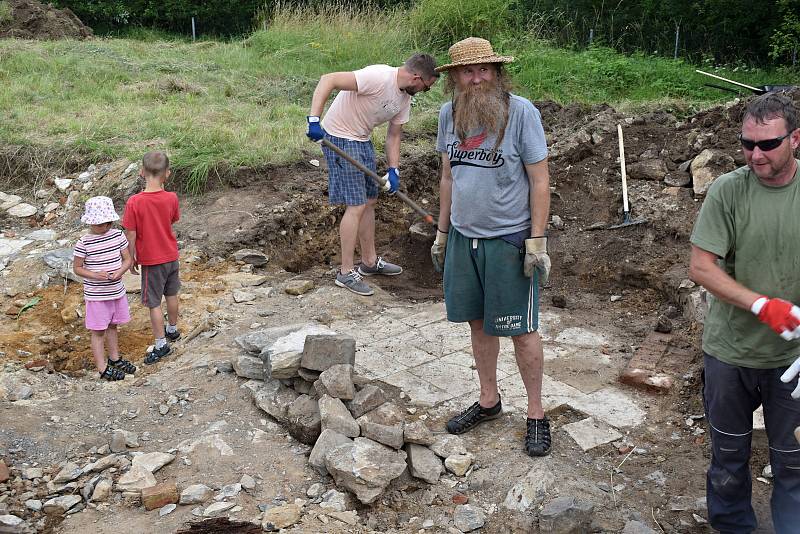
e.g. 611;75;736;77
321;139;435;225
695;69;761;92
617;124;629;213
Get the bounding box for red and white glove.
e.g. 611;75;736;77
751;297;800;341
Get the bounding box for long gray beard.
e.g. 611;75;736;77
452;82;509;149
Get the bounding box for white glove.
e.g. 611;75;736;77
524;237;551;286
781;357;800;399
431;230;447;273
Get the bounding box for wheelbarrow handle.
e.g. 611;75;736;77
320;138;435;225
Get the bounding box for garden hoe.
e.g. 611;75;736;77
320;138;436;226
609;124;647;229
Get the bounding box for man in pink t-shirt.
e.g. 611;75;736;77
307;54;439;296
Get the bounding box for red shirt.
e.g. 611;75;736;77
122;190;180;266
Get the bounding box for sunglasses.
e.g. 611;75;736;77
415;74;435;92
737;132;791;152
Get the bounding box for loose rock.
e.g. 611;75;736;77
357;402;405;449
538;495;595;533
319;395;360;438
324;438;408;504
347;384;386;419
406;444;443;484
430;434;467;458
142;482;179;511
179;484;214;505
404;420;435;446
285;394;322;445
444;453;473;477
285;280;314;295
301;335;356;372
232;354;264;380
453;504;485;532
316;364;356;400
309;429;352;475
262;503;302;531
43;495;82;515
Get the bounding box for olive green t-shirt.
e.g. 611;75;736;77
690;160;800;369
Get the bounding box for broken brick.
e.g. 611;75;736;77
141;481;178;510
0;459;9;483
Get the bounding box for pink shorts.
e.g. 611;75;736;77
85;296;131;331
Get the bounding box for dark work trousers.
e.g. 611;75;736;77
703;353;800;533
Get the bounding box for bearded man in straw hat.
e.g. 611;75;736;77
431;37;552;457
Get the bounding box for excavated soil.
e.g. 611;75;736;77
0;0;93;40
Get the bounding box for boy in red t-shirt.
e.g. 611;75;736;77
123;151;181;364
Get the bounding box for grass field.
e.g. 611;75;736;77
0;5;792;191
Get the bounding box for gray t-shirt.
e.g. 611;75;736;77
436;93;548;238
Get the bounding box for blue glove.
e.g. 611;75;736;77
306;116;325;142
383;167;400;194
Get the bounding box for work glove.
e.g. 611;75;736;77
524;237;550;286
381;167;400;195
751;296;800;340
781;356;800;399
306;116;325;142
431;229;447;273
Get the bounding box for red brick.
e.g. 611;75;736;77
452;493;469;505
141;481;178;510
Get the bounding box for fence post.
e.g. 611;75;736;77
588;28;594;46
191;17;196;41
674;24;680;59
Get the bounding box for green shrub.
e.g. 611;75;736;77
409;0;521;51
0;1;12;24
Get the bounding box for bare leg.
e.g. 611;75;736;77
469;320;501;408
106;324;120;360
358;198;378;267
90;329;107;372
149;305;165;341
511;331;545;419
165;295;179;328
339;204;367;273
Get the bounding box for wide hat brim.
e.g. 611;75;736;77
81;212;120;225
435;54;514;73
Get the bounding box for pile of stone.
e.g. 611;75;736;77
234;324;475;505
0;431;267;533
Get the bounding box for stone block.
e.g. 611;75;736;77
253;378;300;423
406;444;443;484
346;384;386;419
141;482;178;511
319;395;360;438
285;394;321;445
539;495;595;533
563;417;622;451
404;420;435;446
265;350;302;379
324;438;408;504
309;429;352;475
301;335;356;372
357;402;405;449
232;354;264;380
316;364;355;400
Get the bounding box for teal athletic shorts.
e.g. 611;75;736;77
443;227;539;337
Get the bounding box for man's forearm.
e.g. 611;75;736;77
386;130;401;168
527;160;550;236
689;247;761;311
438;156;453;231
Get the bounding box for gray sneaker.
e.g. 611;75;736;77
358;256;403;276
335;269;374;296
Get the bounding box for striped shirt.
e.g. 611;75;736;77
74;229;129;301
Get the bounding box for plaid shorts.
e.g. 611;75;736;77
322;134;379;206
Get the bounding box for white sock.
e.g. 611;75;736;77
166;324;177;334
155;337;167;349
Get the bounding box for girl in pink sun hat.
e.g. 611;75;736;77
73;196;136;381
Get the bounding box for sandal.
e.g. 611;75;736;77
525;416;552;457
108;358;136;374
144;344;171;365
99;365;125;381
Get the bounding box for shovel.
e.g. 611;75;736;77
696;69;796;95
320;138;435;225
609;124;647;229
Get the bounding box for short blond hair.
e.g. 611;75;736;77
142;151;170;178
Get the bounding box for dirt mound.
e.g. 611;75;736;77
0;0;93;40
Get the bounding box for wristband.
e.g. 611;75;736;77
307;116;320;123
751;296;768;315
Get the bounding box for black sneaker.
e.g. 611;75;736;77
525;416;552;457
165;327;181;342
446;398;503;434
144;343;171;365
108;357;136;374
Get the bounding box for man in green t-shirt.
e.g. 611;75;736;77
689;92;800;533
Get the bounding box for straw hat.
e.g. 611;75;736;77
81;196;120;225
435;37;514;72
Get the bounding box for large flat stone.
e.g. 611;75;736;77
324;438;408;504
235;323;335;354
562;417;622;452
539;495;595;533
567;387;646;427
381;370;451;406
